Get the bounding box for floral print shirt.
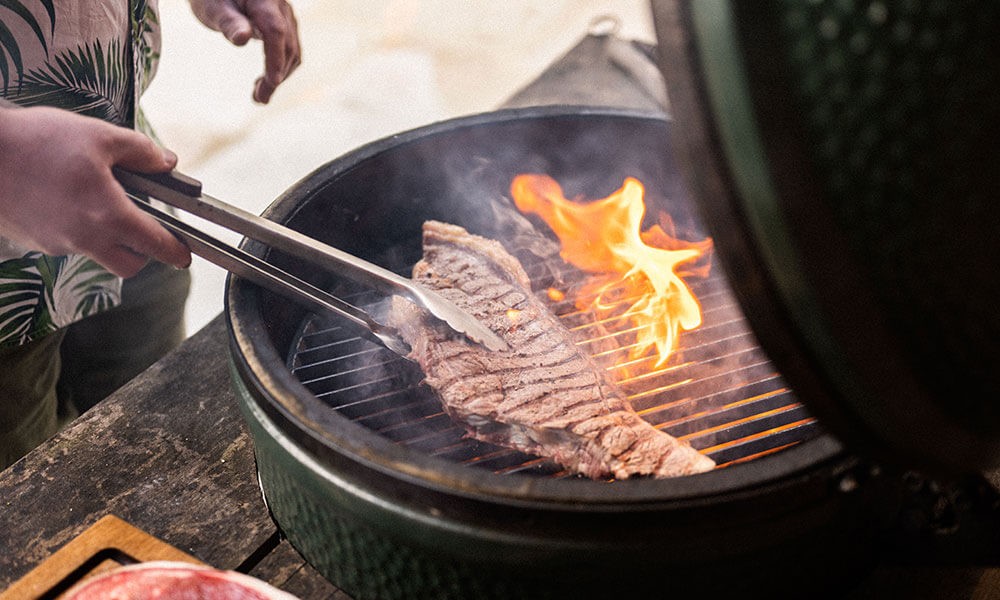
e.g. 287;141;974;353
0;0;159;348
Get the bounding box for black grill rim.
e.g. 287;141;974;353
225;106;849;508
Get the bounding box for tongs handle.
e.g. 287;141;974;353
124;188;411;355
114;168;413;296
115;168;509;353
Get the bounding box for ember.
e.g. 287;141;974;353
510;174;713;367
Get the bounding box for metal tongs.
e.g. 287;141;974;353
113;168;509;355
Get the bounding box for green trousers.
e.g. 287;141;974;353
0;261;191;470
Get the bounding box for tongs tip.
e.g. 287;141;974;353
417;292;510;353
460;325;510;353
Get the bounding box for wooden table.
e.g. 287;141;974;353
0;32;666;598
0;315;346;597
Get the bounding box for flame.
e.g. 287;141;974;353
511;174;712;367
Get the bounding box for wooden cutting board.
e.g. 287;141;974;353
0;515;203;600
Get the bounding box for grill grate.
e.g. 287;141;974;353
288;254;820;478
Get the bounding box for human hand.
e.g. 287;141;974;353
0;106;191;277
188;0;302;103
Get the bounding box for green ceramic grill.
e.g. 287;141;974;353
653;0;1000;473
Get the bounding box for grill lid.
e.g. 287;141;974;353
653;0;1000;474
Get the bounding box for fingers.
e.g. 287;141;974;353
221;20;254;46
216;9;254;46
81;186;192;276
99;125;177;179
191;0;302;103
89;218;191;278
80;208;191;278
88;243;150;279
87;128;191;273
120;208;192;271
0;106;190;277
190;0;254;45
243;0;301;103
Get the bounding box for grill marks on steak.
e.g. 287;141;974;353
387;221;715;479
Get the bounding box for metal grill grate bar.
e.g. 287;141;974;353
288;257;820;478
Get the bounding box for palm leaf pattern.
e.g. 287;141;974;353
48;254;120;327
13;37;132;123
0;0;54;93
0;253;122;344
0;255;49;344
131;0;158;96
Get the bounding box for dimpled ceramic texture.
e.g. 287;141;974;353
776;0;1000;413
232;368;541;600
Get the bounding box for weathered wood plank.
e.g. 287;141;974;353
248;539;349;599
0;317;275;587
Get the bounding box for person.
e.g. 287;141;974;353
0;0;301;469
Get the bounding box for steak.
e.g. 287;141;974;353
64;561;300;599
387;221;715;479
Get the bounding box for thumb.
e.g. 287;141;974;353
215;7;254;46
108;128;177;173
